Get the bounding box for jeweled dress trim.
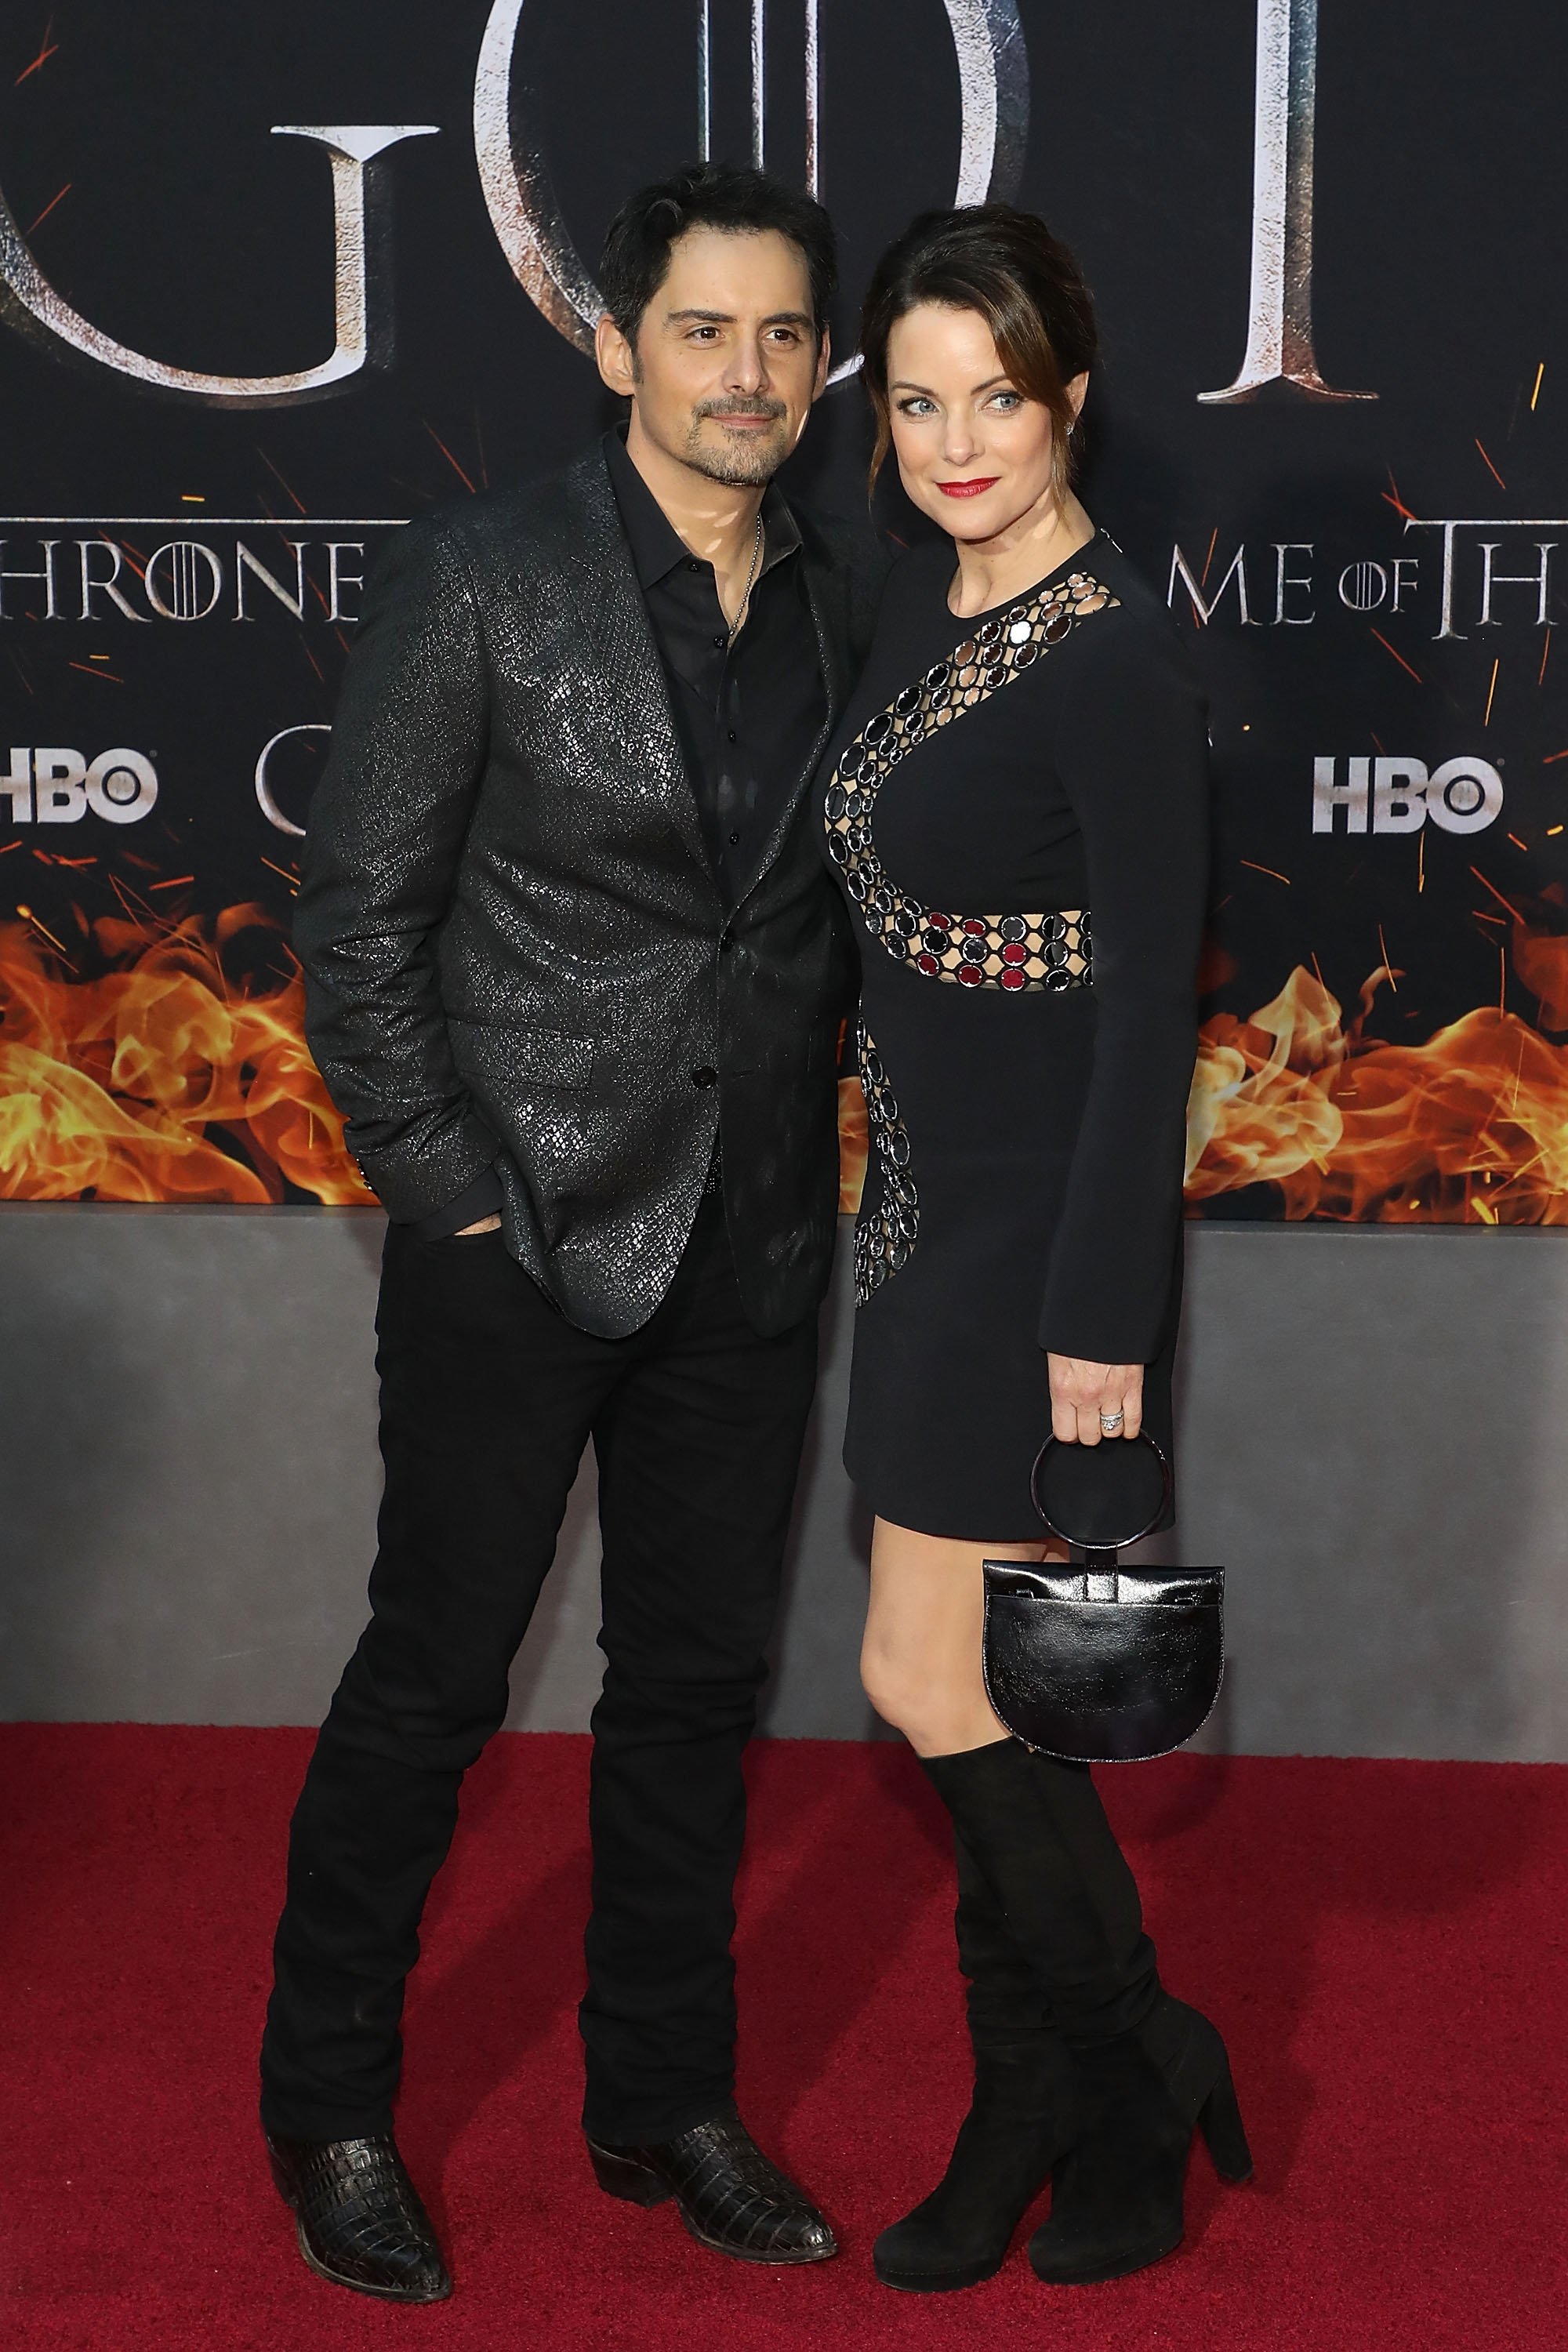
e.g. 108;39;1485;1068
824;568;1117;998
853;1018;918;1306
832;569;1118;1304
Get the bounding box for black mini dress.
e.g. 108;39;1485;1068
820;531;1210;1540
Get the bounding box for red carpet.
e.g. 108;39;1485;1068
4;1729;1564;2350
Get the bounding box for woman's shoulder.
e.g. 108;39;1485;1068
873;536;952;615
1064;533;1204;697
853;538;959;672
1080;535;1191;647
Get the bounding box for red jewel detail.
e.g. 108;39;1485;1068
962;917;988;935
927;911;952;929
916;952;940;975
1002;942;1027;964
1000;967;1026;991
957;964;984;985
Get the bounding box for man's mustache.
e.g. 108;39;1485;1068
696;397;788;422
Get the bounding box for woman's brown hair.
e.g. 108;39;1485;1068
859;204;1098;506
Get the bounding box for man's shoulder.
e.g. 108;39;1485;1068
791;496;891;582
408;445;612;573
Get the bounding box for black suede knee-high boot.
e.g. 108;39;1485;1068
919;1739;1250;2287
872;1826;1076;2292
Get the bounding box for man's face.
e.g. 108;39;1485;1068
597;225;829;487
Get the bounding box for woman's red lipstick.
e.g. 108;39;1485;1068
937;477;1000;499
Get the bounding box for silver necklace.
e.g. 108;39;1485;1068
727;514;765;642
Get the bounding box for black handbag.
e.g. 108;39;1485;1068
981;1432;1224;1763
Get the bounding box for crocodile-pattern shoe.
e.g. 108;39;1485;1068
586;2102;837;2266
265;2131;453;2301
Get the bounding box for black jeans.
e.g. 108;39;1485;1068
260;1196;818;2146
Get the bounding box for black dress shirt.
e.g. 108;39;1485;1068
416;432;828;1241
604;428;826;906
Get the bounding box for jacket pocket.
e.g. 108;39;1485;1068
447;1016;594;1088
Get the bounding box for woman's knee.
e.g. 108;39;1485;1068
859;1646;983;1751
859;1643;922;1735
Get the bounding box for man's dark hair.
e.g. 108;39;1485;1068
599;161;837;346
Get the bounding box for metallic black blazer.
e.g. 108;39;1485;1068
295;441;886;1338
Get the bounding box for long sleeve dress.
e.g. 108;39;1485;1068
818;529;1210;1540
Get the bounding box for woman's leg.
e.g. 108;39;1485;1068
861;1519;1083;2292
862;1516;1157;2041
861;1516;1051;1757
860;1517;1250;2288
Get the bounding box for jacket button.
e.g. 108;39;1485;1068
691;1065;718;1087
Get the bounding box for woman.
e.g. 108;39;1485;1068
821;206;1250;2292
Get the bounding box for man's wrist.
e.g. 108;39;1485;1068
411;1165;503;1242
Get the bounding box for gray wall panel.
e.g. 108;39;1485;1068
2;1206;1565;1757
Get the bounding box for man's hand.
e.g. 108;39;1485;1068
456;1214;503;1237
1047;1354;1144;1446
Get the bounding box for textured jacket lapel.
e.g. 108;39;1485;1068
550;446;720;902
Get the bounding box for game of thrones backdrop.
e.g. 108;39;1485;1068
1;0;1564;1224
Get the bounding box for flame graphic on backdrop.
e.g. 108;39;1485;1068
1185;943;1568;1222
4;904;1567;1220
0;906;366;1203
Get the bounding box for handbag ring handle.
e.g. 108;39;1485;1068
1029;1428;1174;1556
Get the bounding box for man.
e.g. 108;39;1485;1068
260;162;884;2301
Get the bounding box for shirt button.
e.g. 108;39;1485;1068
727;728;738;742
728;830;741;845
712;633;727;648
691;1065;718;1087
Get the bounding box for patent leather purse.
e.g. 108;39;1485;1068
981;1432;1224;1763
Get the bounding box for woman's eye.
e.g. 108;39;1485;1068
989;391;1023;412
897;397;938;417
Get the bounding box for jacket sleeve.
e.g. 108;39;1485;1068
293;512;500;1224
1039;619;1210;1364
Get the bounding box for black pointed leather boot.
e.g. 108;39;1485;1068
1029;1992;1253;2284
873;1828;1077;2292
586;2100;837;2265
265;2131;452;2301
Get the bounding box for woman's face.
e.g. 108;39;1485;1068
884;302;1085;543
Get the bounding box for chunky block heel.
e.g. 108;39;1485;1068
1198;2060;1254;2184
586;2140;675;2208
1029;1998;1251;2287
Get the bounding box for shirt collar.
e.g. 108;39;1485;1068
603;426;802;591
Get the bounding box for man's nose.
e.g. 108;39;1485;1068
724;336;770;393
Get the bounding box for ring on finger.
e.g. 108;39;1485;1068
1098;1408;1125;1433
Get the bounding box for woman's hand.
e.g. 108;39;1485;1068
1047;1354;1144;1446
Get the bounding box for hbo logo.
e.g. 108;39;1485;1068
1;746;159;826
1312;755;1503;836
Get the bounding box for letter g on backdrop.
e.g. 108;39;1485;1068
0;2;1029;404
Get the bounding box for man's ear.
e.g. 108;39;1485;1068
811;327;833;404
595;310;637;397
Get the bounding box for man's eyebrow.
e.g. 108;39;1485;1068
663;307;814;328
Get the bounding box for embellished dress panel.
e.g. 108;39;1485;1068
818;532;1210;1540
